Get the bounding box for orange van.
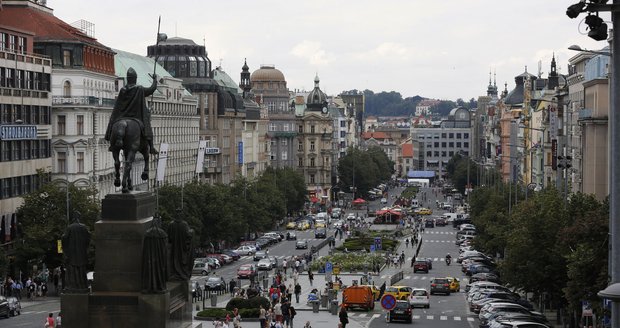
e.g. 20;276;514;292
342;285;375;311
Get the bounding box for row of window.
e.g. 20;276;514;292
158;56;210;78
426;150;470;158
55;151;85;173
55;114;83;135
0;104;51;125
417;132;470;139
427;141;469;149
0;33;27;54
0;173;47;200
0;67;51;91
0;140;52;162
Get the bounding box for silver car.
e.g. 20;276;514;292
257;258;273;270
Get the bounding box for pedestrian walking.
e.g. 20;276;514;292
294;283;301;303
44;312;55;327
308;270;313;286
259;305;267;328
288;304;297;328
55;312;62;328
339;306;349;328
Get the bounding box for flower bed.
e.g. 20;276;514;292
309;252;385;272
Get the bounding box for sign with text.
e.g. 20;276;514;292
0;124;37;140
156;143;169;182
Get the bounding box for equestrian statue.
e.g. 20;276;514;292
105;68;158;193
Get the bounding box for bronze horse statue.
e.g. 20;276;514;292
108;118;150;193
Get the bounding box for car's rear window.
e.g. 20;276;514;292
394;302;409;309
412;290;428;296
433;279;449;284
414;261;427;265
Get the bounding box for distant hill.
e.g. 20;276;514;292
341;89;477;117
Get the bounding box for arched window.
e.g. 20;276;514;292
63;81;71;97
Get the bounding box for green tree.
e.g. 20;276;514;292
15;176;100;275
337;147;387;198
499;188;568;303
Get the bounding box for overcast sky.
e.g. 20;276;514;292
50;0;610;101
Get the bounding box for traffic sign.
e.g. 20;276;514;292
381;294;396;310
374;237;382;250
333;266;341;275
325;261;333;273
370;244;376;252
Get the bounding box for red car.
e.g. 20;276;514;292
413;260;429;273
237;264;257;279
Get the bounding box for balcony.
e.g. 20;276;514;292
52;96;115;108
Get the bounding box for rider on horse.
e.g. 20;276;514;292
105;67;159;155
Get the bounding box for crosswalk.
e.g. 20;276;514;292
424;240;458;243
378;274;457;281
347;312;475;322
422;231;456;235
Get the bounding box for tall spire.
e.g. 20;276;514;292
548;53;559;90
240;58;251;98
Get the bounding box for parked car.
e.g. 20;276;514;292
221;249;241;261
6;296;20;316
388;300;413;323
430;278;451;295
253;251;268;261
257;258;273;270
413;260;429;273
192;261;210;276
237;264;257;279
286;221;298;229
296;240;308;249
235;245;256;255
263;232;282;242
408;288;430;308
206;254;228;265
314;228;327;238
0;296;9;318
204;276;226;291
254;238;270;249
470;273;501;285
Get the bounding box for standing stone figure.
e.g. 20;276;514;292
105;67;159;155
62;210;91;292
168;208;193;281
142;215;168;293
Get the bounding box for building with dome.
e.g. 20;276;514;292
251;65;296;168
148;36;250;184
295;75;334;202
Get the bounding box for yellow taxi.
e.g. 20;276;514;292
384;285;413;300
286;221;297;229
361;285;382;301
296;220;310;231
417;208;433;215
445;277;460;292
315;220;327;228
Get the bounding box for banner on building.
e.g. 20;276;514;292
195;140;207;173
549;106;558;140
551;139;557;170
156;143;170;182
238;141;244;164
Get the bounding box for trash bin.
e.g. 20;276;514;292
312;301;320;313
330;300;339;315
210;292;217;307
320;294;328;308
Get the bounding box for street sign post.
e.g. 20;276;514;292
381;294;396;310
325;261;333;273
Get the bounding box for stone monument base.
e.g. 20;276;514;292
60;191;199;328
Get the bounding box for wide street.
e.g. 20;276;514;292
2;186;481;328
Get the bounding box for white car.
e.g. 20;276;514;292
234;245;256;256
408;288;430;308
257;258;273;270
380;198;388;204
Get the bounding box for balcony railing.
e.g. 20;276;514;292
52;96;115;107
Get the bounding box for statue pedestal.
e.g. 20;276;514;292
60;191;197;328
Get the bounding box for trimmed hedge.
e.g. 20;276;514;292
336;237;398;252
225;296;270;312
309;252;384;272
196;307;260;319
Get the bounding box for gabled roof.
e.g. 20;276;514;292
0;4;110;50
402;143;413;157
362;131;388;140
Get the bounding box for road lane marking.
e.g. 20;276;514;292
454;316;462;321
372;314;381;319
440;315;448;320
358;313;367;317
426;315;434;320
467;317;475;321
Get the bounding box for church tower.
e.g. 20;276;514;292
240;58;251;99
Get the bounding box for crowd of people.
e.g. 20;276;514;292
2;266;63;300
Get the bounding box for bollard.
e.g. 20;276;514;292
330;300;339;315
312;301;320;313
210;292;217;307
320;294;328;308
